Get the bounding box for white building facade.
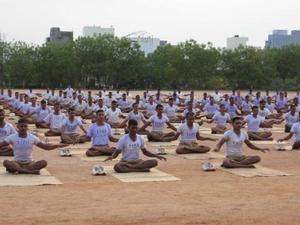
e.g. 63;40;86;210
83;26;115;37
226;35;249;49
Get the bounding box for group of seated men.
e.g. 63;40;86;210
0;87;300;174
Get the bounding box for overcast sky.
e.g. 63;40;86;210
1;0;300;47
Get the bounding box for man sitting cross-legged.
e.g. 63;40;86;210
244;106;273;141
214;117;269;168
61;108;87;144
1;119;67;174
120;103;148;135
205;104;231;134
174;112;216;154
104;119;166;173
140;104;177;142
83;110;118;157
278;117;300;150
42;102;66;137
0;109;17;156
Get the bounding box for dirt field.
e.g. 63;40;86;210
0;90;299;225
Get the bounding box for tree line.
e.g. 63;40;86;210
0;34;300;90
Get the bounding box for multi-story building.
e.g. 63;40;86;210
83;25;115;37
46;27;73;43
265;30;300;48
226;35;249;49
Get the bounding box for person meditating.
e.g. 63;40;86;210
1;119;67;174
214;117;269;168
105;119;166;173
83;110;118;157
173;112;216;154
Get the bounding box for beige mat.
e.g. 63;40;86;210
147;141;179;147
251;140;284;145
103;166;180;182
175;152;225;160
69;143;92;150
78;154;120;162
214;162;291;177
0;166;62;186
200;130;223;137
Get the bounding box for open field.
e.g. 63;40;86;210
0;89;299;225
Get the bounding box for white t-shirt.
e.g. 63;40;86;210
5;133;41;161
284;112;299;127
149;115;169;132
291;122;300;142
258;108;271;118
118;99;132;109
117;134;145;161
164;105;178;118
266;103;276;113
203;103;219;115
145;103;157;117
183;108;197;117
224;129;248;156
43;113;66;129
177;123;199;141
20;102;32;114
62;118;82;134
226;104;238;118
35;107;52;122
128;111;145;126
84;104;96;115
87;122;112;146
94;105;108;113
0;122;17;141
75;102;87;112
106;108;122;123
245;114;265;132
213;112;230;128
241;101;252;112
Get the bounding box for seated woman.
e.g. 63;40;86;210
174;112;216;154
104;119;166;173
140;104;177;142
214;117;269;168
1;118;67;174
83;110;118;157
61;108;87;144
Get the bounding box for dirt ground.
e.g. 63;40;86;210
0;90;299;225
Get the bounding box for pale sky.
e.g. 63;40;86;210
1;0;300;47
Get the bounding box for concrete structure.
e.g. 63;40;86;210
126;31;163;56
46;27;73;43
265;30;300;48
83;26;115;37
226;35;249;49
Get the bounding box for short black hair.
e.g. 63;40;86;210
156;104;163;109
186;111;195;118
232;117;242;123
18;118;28;124
96;109;105;114
68;107;75;112
41;100;46;104
128;119;138;127
252;106;258;110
